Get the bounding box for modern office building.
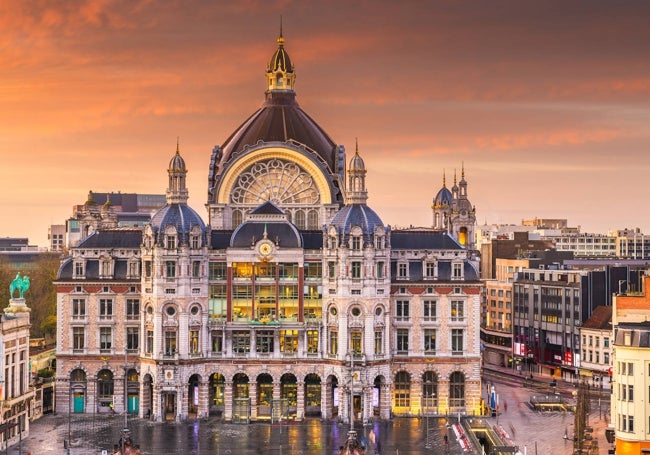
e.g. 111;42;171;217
54;33;482;424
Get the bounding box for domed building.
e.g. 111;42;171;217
432;166;476;249
55;32;482;425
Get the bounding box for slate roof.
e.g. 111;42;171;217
390;230;463;250
77;230;142;249
391;259;479;281
231;221;301;248
150;204;206;245
57;258;138;280
330;204;384;235
217;91;338;172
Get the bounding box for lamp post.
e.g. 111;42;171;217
349;350;354;427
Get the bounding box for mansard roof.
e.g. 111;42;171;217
390;230;463;249
77;229;142;249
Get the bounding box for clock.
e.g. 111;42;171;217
258;241;273;257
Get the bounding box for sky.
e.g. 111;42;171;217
1;0;650;248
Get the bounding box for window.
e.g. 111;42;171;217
73;327;85;351
328;262;336;279
449;372;465;407
257;330;275;353
209;262;227;280
164;330;177;356
396;300;410;322
101;260;111;277
232;331;250;354
351;261;362;279
394;371;410;407
374;330;383;355
424;300;436;321
189;329;200;354
604;337;610;348
74;262;84;276
424;329;436;355
146;330;153;355
211;331;223;353
127;327;139;351
397;329;409;354
99;327;112;352
192;261;201;278
377;261;385;279
398;263;408;278
350;332;362;354
425;262;436;278
72;298;86;320
191;235;200;249
628;362;634;376
166;261;177;278
128;261;139;277
451;329;464;355
99;299;113;320
166;235;176;249
144;261;152;278
450;300;464;321
126;299;140;320
352;236;361;250
604;352;609;364
452;263;462;279
329;330;338;355
307;330;319;354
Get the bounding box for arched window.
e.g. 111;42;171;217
307;209;319;229
449;371;465;409
394;371;410;408
295;210;306;229
422;371;438;410
232;209;243;228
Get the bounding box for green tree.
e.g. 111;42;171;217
24;254;59;342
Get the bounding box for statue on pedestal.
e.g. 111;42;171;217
9;273;30;300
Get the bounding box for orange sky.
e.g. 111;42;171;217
2;0;650;248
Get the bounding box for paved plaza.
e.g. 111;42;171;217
10;369;614;454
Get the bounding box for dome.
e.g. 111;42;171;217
349;151;365;171
216;93;338;172
150;203;206;245
433;186;452;208
330;204;384;235
268;34;293;74
169;150;186;172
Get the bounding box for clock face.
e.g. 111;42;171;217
259;241;273;256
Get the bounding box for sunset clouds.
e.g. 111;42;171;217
1;0;649;246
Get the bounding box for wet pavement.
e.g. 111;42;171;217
15;414;467;455
12;367;614;454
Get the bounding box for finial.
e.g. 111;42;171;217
443;170;446;188
355;137;359;154
462;161;465;179
454;169;457;185
176;137;180;154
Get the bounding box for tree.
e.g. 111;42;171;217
24;254;60;342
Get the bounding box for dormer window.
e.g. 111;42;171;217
166;235;176;249
74;261;85;278
452;262;463;280
352;236;361;250
100;259;112;278
191;235;200;249
276;74;283;86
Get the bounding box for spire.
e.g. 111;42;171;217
166;140;189;204
442;170;447;188
346;139;368;204
266;25;295;92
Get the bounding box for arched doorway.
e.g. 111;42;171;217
373;376;384;417
422;371;438;415
329;375;339;419
142;374;153;419
233;373;250;423
280;373;297;420
393;371;411;416
304;373;321;417
126;368;139;414
188;374;201;419
69;369;87;413
256;373;273;420
96;369;114;413
209;372;225;417
449;371;466;413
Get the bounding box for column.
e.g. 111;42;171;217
224;381;233;422
296;381;305;421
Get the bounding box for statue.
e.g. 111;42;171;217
9;273;30;300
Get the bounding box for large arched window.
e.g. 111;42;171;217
449;371;465;409
394;371;410;408
230;159;320;205
422;371;438;410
